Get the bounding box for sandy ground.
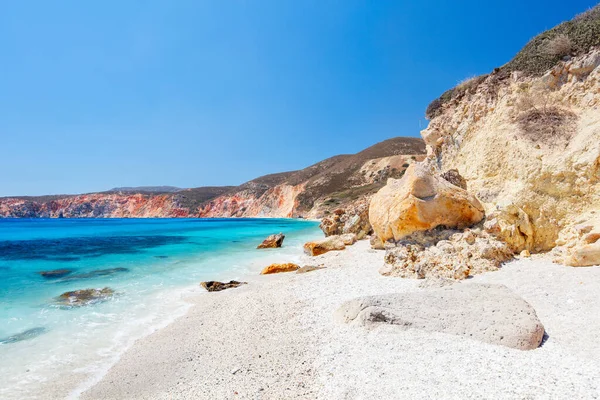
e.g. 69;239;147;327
80;240;600;400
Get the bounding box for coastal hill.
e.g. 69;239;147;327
0;136;425;219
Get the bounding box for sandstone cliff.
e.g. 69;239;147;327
369;6;600;273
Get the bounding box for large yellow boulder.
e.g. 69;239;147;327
369;163;485;244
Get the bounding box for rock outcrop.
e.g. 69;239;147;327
381;228;514;279
260;263;300;275
200;281;247;292
303;236;346;256
553;218;600;266
319;200;372;239
257;233;285;249
422;48;600;255
369;163;485;247
335;283;545;350
56;287;115;307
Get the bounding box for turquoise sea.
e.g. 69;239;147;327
0;218;320;399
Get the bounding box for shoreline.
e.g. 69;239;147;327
0;219;321;400
79;240;600;399
65;229;319;399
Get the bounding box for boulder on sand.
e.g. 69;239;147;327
260;263;300;275
200;280;247;292
56;287;115;307
335;283;545;351
303;236;346;256
369;163;484;246
257;233;285;249
296;265;325;274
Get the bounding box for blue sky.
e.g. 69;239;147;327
1;0;597;196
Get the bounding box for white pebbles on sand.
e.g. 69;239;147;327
80;240;600;399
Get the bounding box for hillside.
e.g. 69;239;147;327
0;136;426;219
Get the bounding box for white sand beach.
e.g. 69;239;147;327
78;239;600;399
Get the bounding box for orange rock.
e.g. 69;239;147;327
369;163;484;244
303;236;346;256
260;263;300;275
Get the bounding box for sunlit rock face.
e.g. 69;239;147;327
421;50;600;254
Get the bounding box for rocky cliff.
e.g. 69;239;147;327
370;6;600;272
0;137;426;219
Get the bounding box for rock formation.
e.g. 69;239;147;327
319;200;372;239
422;49;600;256
257;233;285;249
381;228;514;280
260;263;300;275
303;236;346;256
200;281;247;292
56;287;115;307
335;283;545;350
369;163;485;247
553;218;600;267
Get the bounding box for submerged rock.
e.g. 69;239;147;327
257;233;285;249
335;283;545;350
260;263;299;275
60;267;129;281
369;163;485;246
303;236;346;256
200;280;247;292
56;287;115;307
296;265;326;274
0;327;47;345
38;269;73;279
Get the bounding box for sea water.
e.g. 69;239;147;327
0;218;320;399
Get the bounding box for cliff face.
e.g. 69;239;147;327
365;6;600;273
0;193;191;218
422;49;600;253
198;138;427;219
0;137;426;219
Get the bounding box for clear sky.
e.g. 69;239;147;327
1;1;597;196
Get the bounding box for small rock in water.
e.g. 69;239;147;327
59;267;129;281
257;233;285;249
50;256;80;262
56;287;115;307
0;327;47;345
154;255;169;259
38;269;73;279
200;281;247;292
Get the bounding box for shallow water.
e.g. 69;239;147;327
0;218;320;399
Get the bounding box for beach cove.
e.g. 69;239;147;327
0;218;320;399
79;239;600;399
